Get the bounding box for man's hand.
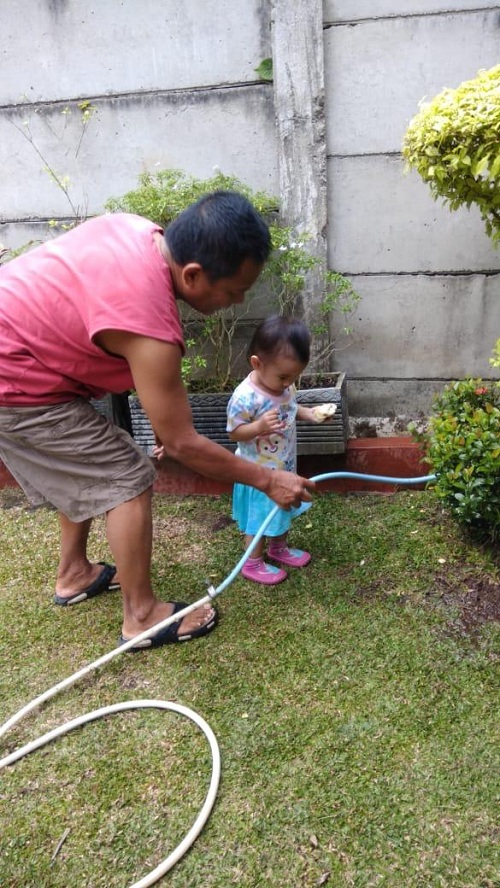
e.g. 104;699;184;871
265;470;315;510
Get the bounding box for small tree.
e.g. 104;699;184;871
402;64;500;366
404;67;500;541
402;65;500;242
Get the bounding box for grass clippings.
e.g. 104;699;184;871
0;487;498;888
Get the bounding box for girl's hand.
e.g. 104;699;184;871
300;404;337;423
259;408;285;435
152;443;165;460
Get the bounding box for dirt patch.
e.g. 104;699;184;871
431;571;500;634
0;488;30;510
152;505;235;565
153;514;200;539
209;514;234;532
353;566;500;637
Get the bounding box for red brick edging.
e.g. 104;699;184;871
153;437;428;496
0;438;429;498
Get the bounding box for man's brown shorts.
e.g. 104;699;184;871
0;399;156;522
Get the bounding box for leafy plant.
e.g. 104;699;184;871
410;379;500;541
106;168;360;391
11;101;97;228
180;338;207;387
402;64;500;386
490;339;500;370
402;65;500;244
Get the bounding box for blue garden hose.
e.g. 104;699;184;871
0;470;436;886
213;471;436;596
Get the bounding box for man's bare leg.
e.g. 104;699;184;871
55;514;109;599
105;487;215;640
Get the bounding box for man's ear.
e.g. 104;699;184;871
179;263;204;293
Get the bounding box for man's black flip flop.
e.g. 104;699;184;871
118;601;219;651
54;562;118;606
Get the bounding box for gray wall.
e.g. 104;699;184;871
324;0;500;418
1;0;276;243
1;0;499;423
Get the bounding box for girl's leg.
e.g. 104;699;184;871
241;534;287;586
268;533;311;568
244;534;264;559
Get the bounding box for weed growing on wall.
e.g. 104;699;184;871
0;102;98;266
11;101;97;227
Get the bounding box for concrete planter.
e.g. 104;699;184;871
128;372;348;455
295;373;348;455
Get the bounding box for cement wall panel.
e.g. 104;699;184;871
337;273;500;379
324;0;500;23
1;87;278;222
325;9;500;154
1;0;271;104
346;378;458;419
327;156;500;274
0;222;56;252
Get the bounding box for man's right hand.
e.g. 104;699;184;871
265;470;315;510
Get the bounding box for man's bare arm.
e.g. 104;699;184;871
95;331;315;509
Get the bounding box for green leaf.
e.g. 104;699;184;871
255;57;273;82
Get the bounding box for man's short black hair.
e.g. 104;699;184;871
164;190;271;281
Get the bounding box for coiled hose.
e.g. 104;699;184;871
0;471;436;886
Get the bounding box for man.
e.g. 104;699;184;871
0;191;315;651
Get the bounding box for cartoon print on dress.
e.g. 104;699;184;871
255;433;288;467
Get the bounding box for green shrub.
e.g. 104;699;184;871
403;66;500;414
411;379;500;540
402;65;500;245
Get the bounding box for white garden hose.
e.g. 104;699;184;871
0;598;220;887
0;471;436;885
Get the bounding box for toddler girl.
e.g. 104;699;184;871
227;315;323;585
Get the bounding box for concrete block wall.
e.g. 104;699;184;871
0;0;277;248
1;0;499;427
324;0;500;425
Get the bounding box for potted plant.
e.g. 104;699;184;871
105;169;361;454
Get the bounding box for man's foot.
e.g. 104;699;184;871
241;557;287;585
54;562;118;606
120;601;218;650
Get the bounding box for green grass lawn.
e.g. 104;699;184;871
0;487;498;888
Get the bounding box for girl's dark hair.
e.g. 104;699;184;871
164;190;271;282
248;315;310;365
